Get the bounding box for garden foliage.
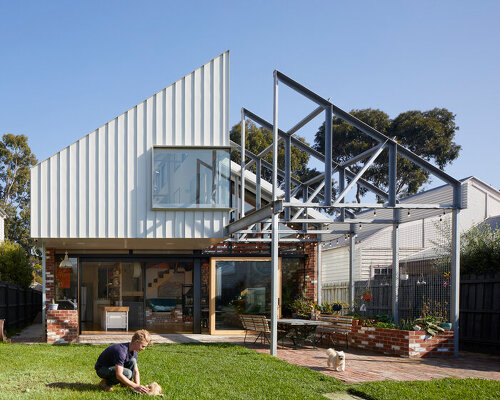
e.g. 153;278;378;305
0;240;33;288
460;223;500;274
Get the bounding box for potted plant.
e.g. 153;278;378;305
290;297;313;319
362;292;373;302
48;298;58;311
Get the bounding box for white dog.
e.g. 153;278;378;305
326;348;345;371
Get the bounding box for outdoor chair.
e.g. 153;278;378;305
240;315;287;345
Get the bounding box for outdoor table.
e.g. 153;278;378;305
274;318;331;349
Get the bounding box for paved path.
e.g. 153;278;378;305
10;324;500;383
251;345;500;384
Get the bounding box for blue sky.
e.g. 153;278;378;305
1;0;499;190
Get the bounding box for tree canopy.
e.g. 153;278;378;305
313;108;461;200
0;240;33;288
0;134;38;255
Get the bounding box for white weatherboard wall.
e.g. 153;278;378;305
31;52;230;240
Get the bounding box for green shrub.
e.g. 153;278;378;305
0;240;33;288
461;223;500;274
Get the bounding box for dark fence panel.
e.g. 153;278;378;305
460;272;500;355
0;280;42;331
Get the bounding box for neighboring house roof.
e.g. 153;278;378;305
479;215;500;230
0;207;6;219
399;246;449;263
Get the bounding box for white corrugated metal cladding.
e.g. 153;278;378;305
31;51;230;239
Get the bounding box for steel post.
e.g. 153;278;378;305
284;135;291;220
240;108;246;218
392;209;400;323
324;105;333;206
388;143;397;207
270;71;279;356
451;208;460;357
349;228;356;313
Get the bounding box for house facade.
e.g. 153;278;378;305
31;52;318;343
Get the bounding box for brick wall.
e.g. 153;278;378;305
349;326;454;358
46;310;78;344
45;248;79;343
318;322;454;358
45;248;55;309
303;242;318;303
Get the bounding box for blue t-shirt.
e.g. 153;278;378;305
95;343;137;370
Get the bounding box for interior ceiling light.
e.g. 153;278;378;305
59;251;73;268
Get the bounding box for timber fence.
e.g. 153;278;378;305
0;280;42;332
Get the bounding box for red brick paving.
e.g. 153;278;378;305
250;344;500;384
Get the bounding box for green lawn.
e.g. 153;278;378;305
0;343;498;400
349;378;500;400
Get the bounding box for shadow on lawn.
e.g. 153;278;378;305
47;382;101;392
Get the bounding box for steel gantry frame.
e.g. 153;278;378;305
224;70;463;357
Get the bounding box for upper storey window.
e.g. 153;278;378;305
152;147;231;209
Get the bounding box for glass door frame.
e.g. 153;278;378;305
78;255;208;334
209;257;282;335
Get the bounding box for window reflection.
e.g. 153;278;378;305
215;260;272;330
153;148;230;209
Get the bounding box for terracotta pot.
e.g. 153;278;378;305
363;293;373;301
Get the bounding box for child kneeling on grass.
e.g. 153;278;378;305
95;329;151;393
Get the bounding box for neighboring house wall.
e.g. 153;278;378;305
322;177;500;286
31;51;230;240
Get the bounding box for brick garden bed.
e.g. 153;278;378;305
317;316;454;358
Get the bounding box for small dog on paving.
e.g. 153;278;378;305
132;381;164;397
326;348;346;371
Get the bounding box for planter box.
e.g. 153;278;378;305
349;326;454;358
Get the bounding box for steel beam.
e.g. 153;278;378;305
340;143;384;168
333;140;387;206
288;106;324;135
243;110;388;200
282;202;453;210
276;71;331;107
224;201;282;236
244;106;322;170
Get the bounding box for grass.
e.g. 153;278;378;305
348;378;500;400
0;343;344;399
0;342;498;400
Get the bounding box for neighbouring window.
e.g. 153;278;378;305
152;147;230;209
